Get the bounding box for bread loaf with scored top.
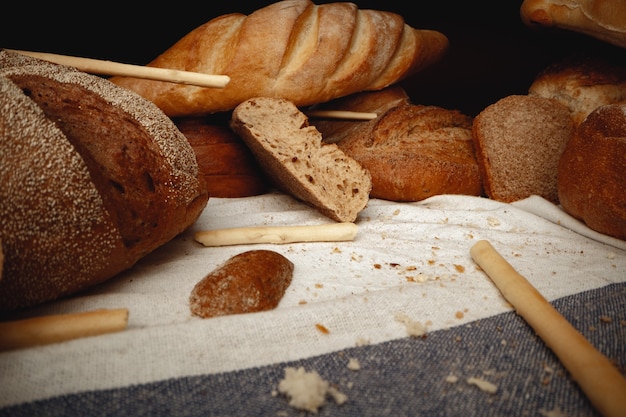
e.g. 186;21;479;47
0;50;209;312
110;0;449;117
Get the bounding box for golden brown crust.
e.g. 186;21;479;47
189;250;294;318
0;50;209;312
557;104;626;240
315;86;482;202
109;0;448;117
529;56;626;126
174;117;269;198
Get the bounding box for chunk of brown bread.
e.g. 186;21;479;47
230;97;372;222
472;95;574;203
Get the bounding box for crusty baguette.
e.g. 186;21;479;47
110;0;449;117
529;56;626;126
558;103;626;241
314;86;482;202
520;0;626;49
230;97;372;223
0;50;208;312
472;95;574;204
189;250;294;318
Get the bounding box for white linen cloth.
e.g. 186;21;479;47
1;193;624;407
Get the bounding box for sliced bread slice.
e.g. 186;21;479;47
230;97;372;222
472;95;574;203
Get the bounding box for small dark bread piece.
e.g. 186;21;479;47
189;250;294;318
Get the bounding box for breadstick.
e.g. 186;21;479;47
470;240;626;417
5;49;230;88
305;110;377;120
195;222;358;247
0;308;129;351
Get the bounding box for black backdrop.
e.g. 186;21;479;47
2;1;624;116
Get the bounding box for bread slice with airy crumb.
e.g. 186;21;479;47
472;95;574;203
230;97;372;222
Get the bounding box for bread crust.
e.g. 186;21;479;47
315;86;482;202
175;117;269;198
0;50;209;312
110;0;448;117
558;104;626;240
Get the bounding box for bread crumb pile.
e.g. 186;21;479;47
277;366;347;413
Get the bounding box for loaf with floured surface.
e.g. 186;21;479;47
230;97;372;223
0;50;208;312
110;0;449;117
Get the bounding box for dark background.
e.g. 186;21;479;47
2;1;624;116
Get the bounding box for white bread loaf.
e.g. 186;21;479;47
529;56;626;126
314;86;482;202
520;0;626;49
558;103;626;241
0;50;209;312
230;97;371;223
110;0;449;117
472;95;574;204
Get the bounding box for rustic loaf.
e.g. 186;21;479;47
529;56;626;126
314;86;482;202
0;50;209;312
109;0;449;117
472;95;574;204
230;97;372;223
557;103;626;241
520;0;626;49
174;117;269;198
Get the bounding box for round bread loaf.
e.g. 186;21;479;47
174;117;269;198
557;103;626;241
0;50;209;312
529;56;626;127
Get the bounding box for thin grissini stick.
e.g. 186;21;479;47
5;49;230;88
305;110;378;120
470;240;626;417
0;308;129;352
195;222;358;247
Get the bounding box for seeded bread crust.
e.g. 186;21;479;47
230;97;371;222
0;50;209;312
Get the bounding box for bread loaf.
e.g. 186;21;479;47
520;0;626;49
472;95;574;204
230;97;372;223
189;250;294;318
174;117;269;198
109;0;449;117
529;56;626;126
557;103;626;241
0;50;209;312
314;86;482;202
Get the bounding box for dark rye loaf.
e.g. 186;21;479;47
0;50;208;312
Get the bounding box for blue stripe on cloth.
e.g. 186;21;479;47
3;282;624;417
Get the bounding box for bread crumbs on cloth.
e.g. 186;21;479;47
277;366;347;413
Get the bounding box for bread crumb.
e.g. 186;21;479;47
445;374;459;383
315;323;330;334
347;358;360;371
466;376;498;394
277;366;347;413
394;313;428;338
539;407;568;417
